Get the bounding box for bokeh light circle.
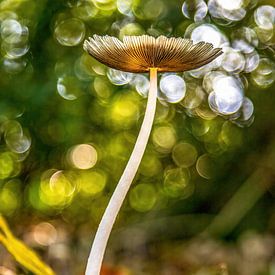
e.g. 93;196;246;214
54;18;85;46
69;144;98;169
153;125;177;153
182;0;208;22
77;170;107;196
33;222;57;246
1;19;28;44
208;75;244;115
163;168;193;198
190;23;228;48
196;154;215;179
160;74;186;103
129;184;157;212
172;142;198;168
254;5;275;30
107;68;133;85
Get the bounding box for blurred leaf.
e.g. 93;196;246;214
0;215;55;275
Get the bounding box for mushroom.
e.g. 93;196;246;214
83;34;223;275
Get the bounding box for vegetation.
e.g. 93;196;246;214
0;0;274;274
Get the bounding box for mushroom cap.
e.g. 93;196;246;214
83;35;223;73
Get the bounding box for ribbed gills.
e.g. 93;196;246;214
83;35;223;73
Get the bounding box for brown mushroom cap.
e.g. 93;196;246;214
83;35;223;73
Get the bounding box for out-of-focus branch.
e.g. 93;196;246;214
204;142;275;237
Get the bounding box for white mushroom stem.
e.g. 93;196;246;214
85;68;158;275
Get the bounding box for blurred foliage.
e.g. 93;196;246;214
0;0;274;274
0;215;55;275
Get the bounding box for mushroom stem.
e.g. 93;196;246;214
85;68;158;275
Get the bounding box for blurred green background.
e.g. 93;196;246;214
0;0;274;274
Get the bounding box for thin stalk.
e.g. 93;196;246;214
85;68;158;275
